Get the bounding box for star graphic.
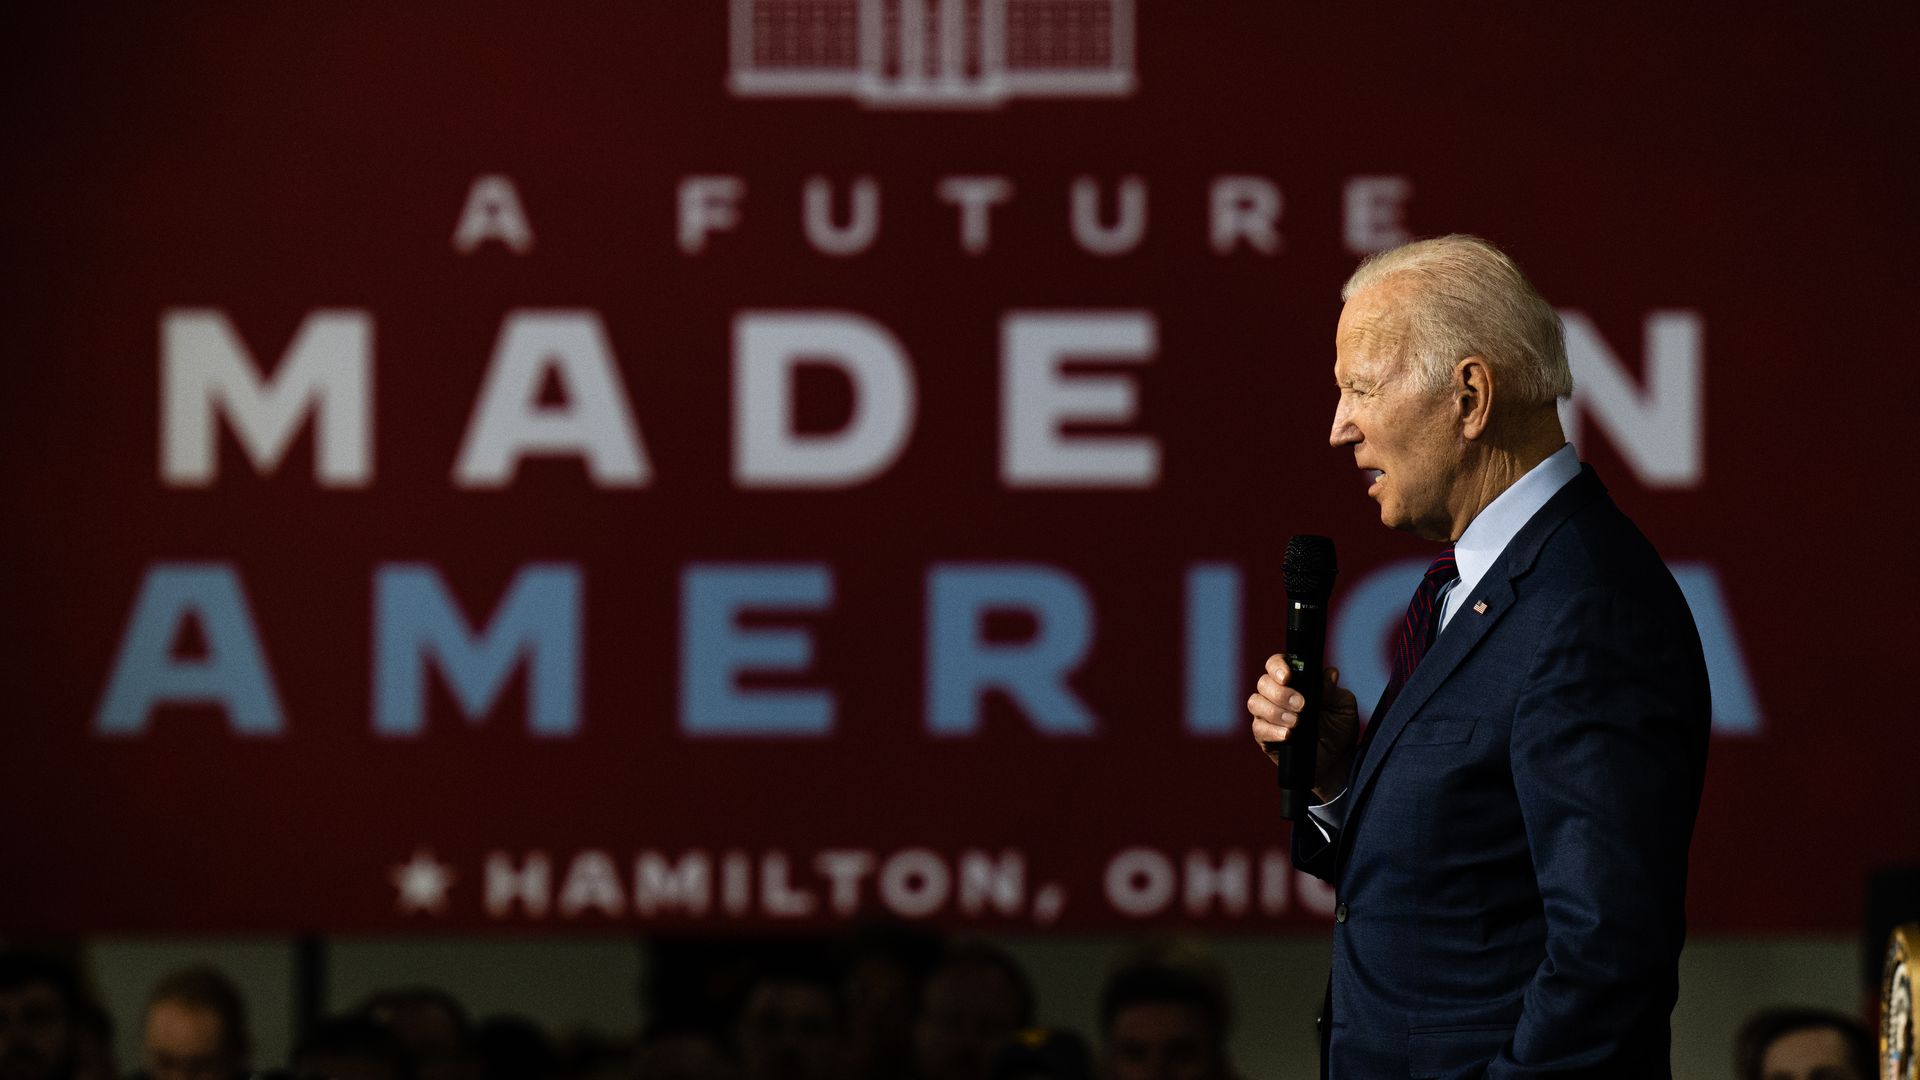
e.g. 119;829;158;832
390;849;455;916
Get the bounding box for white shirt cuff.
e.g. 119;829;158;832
1306;788;1350;841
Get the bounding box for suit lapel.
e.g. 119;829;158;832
1344;573;1514;814
1335;466;1610;862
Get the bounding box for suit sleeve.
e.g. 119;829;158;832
1487;585;1709;1078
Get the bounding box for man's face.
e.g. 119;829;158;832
1104;1003;1220;1080
844;956;917;1069
1330;282;1467;541
142;1001;235;1080
365;1000;474;1080
1759;1026;1862;1080
736;982;840;1080
0;983;72;1080
914;963;1024;1080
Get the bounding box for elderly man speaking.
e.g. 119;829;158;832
1248;235;1711;1077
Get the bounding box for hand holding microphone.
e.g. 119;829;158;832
1249;658;1360;807
1247;534;1359;817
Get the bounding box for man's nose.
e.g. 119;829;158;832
1329;402;1358;447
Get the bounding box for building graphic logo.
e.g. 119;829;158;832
729;0;1136;109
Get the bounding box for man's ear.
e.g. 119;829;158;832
1456;355;1494;440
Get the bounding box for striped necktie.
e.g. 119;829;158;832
1384;546;1460;707
1348;547;1460;784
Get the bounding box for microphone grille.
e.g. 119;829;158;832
1283;534;1339;601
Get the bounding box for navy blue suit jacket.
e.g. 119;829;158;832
1294;466;1711;1078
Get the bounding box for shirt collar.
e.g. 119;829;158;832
1453;443;1582;598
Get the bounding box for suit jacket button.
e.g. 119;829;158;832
1335;902;1348;923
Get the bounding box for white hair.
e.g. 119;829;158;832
1341;234;1572;405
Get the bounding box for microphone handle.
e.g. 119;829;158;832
1276;598;1328;820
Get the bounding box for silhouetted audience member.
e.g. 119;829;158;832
142;966;251;1080
837;921;942;1080
472;1016;558;1080
634;1022;734;1080
359;988;478;1080
291;1016;414;1080
66;999;114;1080
0;949;83;1080
986;1029;1096;1080
552;1033;634;1080
1734;1007;1873;1080
644;940;768;1036
1097;957;1234;1080
733;970;841;1080
914;944;1035;1080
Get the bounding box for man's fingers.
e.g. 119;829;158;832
1248;713;1290;744
1247;692;1293;745
1246;693;1294;727
1251;657;1312;757
1255;674;1305;712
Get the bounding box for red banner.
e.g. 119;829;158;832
3;4;1915;933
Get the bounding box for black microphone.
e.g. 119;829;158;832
1275;534;1337;820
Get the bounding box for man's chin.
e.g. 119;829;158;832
1378;505;1448;541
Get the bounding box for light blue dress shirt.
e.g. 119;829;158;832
1435;442;1582;631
